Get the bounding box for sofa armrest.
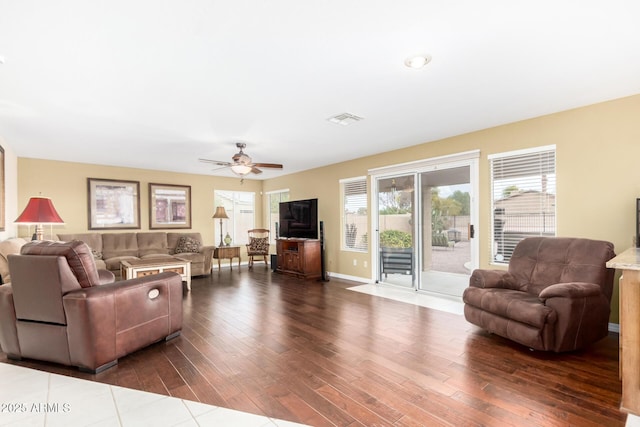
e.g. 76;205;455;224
538;282;602;300
469;269;517;289
97;269;116;285
63;272;182;371
199;245;215;273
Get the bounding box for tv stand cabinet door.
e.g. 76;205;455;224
276;239;321;280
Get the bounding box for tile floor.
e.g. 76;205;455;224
0;363;308;427
347;283;465;315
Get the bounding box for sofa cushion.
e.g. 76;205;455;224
136;232;170;257
58;233;103;253
175;236;200;254
463;287;557;329
140;253;175;260
102;233;138;260
104;255;139;272
173;252;204;266
20;240;100;288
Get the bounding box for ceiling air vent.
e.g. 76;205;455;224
327;112;364;126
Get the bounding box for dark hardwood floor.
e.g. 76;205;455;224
1;267;626;426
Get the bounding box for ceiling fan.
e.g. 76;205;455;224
199;143;283;177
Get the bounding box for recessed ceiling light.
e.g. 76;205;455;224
404;54;431;69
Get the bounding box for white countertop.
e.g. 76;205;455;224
607;247;640;271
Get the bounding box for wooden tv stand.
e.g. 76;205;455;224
276;239;321;280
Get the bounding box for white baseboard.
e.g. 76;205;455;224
324;271;371;284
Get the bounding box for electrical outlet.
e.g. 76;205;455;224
353;259;357;266
364;261;368;268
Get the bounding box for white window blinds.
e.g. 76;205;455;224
341;177;368;252
489;145;556;264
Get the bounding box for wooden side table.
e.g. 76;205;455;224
213;246;241;270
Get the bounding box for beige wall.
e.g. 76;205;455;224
14;94;640;323
0;136;19;241
263;94;640;323
16;159;264;248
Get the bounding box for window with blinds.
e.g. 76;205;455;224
266;189;289;242
214;190;255;245
489;145;556;264
341;177;368;252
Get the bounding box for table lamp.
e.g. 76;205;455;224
15;196;65;240
212;206;229;247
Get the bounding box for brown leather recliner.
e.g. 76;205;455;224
463;237;615;352
0;240;183;373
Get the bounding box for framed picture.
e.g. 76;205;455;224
149;183;191;229
637;198;640;248
87;178;140;230
0;144;4;231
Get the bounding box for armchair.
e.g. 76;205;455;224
0;240;182;373
463;237;615;352
246;229;270;269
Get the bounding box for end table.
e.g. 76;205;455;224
213;246;241;270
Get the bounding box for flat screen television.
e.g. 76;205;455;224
279;198;318;239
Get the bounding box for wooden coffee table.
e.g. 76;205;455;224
120;257;192;291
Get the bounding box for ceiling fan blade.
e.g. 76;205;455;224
253;163;283;169
210;165;232;172
199;158;232;166
251;166;263;174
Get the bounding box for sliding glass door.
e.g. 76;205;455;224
373;152;478;297
418;166;472;297
377;174;415;289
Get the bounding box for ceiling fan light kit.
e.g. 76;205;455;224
231;164;252;175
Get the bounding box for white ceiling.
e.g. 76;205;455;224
1;1;639;180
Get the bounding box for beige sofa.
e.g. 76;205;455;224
0;237;31;284
57;232;214;278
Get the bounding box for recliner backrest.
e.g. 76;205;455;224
508;237;615;298
8;255;81;325
20;240;101;288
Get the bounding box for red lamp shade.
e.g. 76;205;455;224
15;197;64;224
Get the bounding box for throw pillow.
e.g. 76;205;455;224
175;236;200;254
248;237;269;253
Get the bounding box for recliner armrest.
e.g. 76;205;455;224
538;282;602;300
469;269;517;289
62;272;183;371
538;281;611;352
